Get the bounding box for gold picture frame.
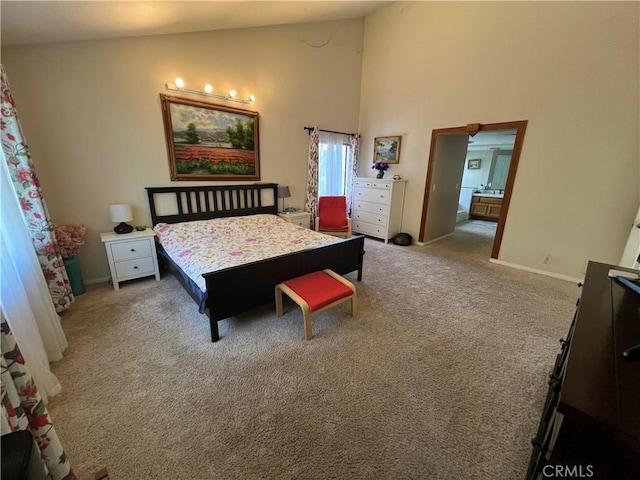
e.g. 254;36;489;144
373;136;401;164
160;94;260;181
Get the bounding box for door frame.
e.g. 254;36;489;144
418;120;528;259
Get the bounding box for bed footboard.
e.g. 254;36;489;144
203;235;365;341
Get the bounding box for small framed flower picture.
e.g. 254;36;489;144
373;136;401;164
468;158;481;169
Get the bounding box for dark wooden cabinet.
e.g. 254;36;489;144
526;261;640;480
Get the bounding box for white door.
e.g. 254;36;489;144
620;206;640;269
490;154;511;190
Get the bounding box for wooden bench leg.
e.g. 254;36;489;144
94;468;110;480
275;284;284;317
276;283;314;340
303;307;313;340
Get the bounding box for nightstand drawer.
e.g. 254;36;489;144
110;239;152;261
114;256;155;278
290;219;309;227
278;212;311;229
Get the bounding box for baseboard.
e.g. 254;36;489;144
84;276;110;285
489;259;583;284
420;233;454;246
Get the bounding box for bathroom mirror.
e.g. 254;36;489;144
463;128;516;192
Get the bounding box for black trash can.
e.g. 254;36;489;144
391;232;413;246
1;430;48;480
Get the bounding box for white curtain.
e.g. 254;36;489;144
318;131;349;196
1;155;66;403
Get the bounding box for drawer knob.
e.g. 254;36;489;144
380;195;384;198
130;248;136;252
133;266;138;269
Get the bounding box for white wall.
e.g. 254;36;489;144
2;19;364;280
358;1;639;279
462;149;493;189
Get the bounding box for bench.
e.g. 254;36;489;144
275;269;357;340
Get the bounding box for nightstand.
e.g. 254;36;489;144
100;229;160;290
278;211;311;229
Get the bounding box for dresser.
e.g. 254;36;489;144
351;177;407;243
278;211;311;229
100;229;161;290
526;261;640;479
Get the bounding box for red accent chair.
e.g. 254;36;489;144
315;196;352;237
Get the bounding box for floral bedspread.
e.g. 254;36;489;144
154;214;337;293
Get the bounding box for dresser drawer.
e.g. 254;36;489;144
354;187;391;204
110;239;153;261
352;200;390;216
352;210;387;227
353;220;386;238
114;256;156;278
354;180;392;190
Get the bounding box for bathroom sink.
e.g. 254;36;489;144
474;193;504;198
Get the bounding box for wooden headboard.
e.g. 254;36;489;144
145;183;278;226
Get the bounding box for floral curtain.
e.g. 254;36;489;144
1;314;76;480
346;133;360;215
0;64;73;312
305;126;320;229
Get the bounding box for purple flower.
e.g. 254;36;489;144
372;161;389;171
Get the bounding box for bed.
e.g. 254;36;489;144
145;183;365;342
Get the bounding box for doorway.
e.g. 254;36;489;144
418;120;528;259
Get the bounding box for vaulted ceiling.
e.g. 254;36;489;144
1;1;392;46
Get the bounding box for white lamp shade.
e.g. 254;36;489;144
109;204;133;223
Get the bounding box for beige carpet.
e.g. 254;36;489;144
49;221;578;479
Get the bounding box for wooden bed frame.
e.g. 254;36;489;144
146;184;365;342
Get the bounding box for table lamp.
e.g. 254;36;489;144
277;185;291;213
109;204;134;234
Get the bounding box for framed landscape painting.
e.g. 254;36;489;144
373;136;401;164
468;158;481;169
160;94;260;181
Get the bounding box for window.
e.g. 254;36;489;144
318;131;350;196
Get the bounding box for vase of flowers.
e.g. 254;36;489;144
372;161;390;179
54;224;87;296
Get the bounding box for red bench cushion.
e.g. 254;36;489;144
283;271;353;312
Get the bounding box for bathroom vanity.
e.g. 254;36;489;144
469;193;503;221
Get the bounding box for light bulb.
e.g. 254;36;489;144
204;84;213;94
229;89;237;98
248;94;256;102
174;77;185;89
